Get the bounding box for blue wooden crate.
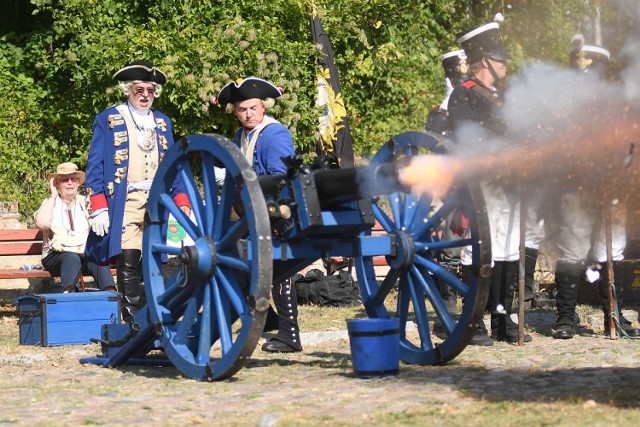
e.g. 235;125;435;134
15;291;121;346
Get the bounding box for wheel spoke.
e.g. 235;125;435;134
196;280;212;364
412;194;460;241
215;267;248;317
414;255;470;297
372;204;395;232
401;193;418;230
177;159;205;236
396;275;411;339
175;287;202;343
411;262;456;333
404;272;433;350
214;174;236;241
200;152;221;236
372;267;400;305
217;220;248;252
217;254;251;273
212;276;233;354
151;243;183;256
415;238;473;252
406;193;435;235
389;192;403;227
159;193;200;241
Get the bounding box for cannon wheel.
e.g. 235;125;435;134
143;134;272;381
355;131;492;365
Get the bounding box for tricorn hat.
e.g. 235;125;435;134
214;77;283;105
441;49;469;85
112;60;167;85
47;162;85;185
457;22;511;63
569;44;610;71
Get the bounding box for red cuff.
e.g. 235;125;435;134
90;194;108;211
173;193;191;209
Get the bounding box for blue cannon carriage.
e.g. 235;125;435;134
91;131;492;381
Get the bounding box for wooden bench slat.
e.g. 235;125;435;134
0;242;43;256
0;229;43;241
0;269;53;279
0;268;117;280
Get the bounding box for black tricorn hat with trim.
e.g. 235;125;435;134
112;61;167;84
215;77;283;105
457;22;511;63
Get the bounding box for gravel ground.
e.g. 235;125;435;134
2;304;640;426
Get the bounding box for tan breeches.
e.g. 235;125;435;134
121;190;149;251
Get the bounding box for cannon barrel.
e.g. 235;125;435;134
258;161;409;208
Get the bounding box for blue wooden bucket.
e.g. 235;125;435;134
347;318;400;378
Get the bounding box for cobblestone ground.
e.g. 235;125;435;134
2;305;640;427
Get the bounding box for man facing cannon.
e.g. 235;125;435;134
215;77;301;353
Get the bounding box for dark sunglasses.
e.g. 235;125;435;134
58;176;79;183
133;86;156;96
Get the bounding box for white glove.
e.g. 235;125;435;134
90;208;110;237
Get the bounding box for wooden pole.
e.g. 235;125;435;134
605;205;616;339
518;190;526;345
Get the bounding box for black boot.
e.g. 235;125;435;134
263;305;279;333
490;261;532;343
262;279;303;353
599;261;640;337
553;261;582;339
460;265;493;346
117;249;145;324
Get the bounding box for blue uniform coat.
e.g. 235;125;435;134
84;104;181;264
233;118;295;176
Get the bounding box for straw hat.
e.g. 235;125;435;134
47;162;85;185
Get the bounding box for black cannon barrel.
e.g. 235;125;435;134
258;162;408;208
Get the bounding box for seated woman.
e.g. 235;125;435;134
34;163;116;292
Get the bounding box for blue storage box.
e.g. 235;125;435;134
15;291;121;346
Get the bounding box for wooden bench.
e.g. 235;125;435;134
0;229;116;295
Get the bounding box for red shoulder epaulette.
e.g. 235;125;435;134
461;80;477;88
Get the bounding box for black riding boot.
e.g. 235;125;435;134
263;305;280;333
490;261;532;342
553;261;582;339
461;264;493;346
117;249;145;324
262;279;303;353
598;261;640;337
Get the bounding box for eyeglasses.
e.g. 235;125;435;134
133;86;156;96
59;176;79;183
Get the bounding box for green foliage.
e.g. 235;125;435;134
0;0;620;218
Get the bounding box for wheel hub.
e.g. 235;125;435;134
387;229;415;270
179;236;217;277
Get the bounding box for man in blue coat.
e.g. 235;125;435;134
85;60;191;323
216;76;300;352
